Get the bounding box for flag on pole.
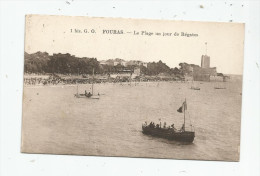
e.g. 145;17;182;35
183;100;187;110
177;100;187;113
177;106;183;113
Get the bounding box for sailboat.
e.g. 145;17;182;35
142;99;195;143
74;68;100;99
74;70;87;98
74;84;88;98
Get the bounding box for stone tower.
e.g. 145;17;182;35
201;55;210;68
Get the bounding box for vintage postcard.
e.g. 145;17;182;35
21;15;244;161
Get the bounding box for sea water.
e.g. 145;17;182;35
22;77;242;161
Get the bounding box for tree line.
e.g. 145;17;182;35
24;52;190;76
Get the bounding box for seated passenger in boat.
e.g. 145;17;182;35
180;124;185;132
149;122;155;128
87;92;92;97
170;124;176;132
163;122;167;128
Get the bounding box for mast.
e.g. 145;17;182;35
92;68;94;95
129;74;132;86
184;98;186;131
77;68;79;95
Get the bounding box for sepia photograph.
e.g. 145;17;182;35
21;15;244;161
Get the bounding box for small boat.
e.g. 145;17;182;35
74;68;100;99
214;87;226;89
74;82;87;98
74;90;93;98
191;86;200;90
74;93;88;98
142;99;195;143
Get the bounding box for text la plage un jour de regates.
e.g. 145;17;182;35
70;28;199;37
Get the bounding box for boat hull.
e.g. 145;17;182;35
214;87;226;89
74;94;87;98
191;87;200;90
142;126;195;143
74;93;100;99
91;95;100;99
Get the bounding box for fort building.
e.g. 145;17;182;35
192;55;217;82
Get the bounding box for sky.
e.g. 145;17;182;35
25;15;245;75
